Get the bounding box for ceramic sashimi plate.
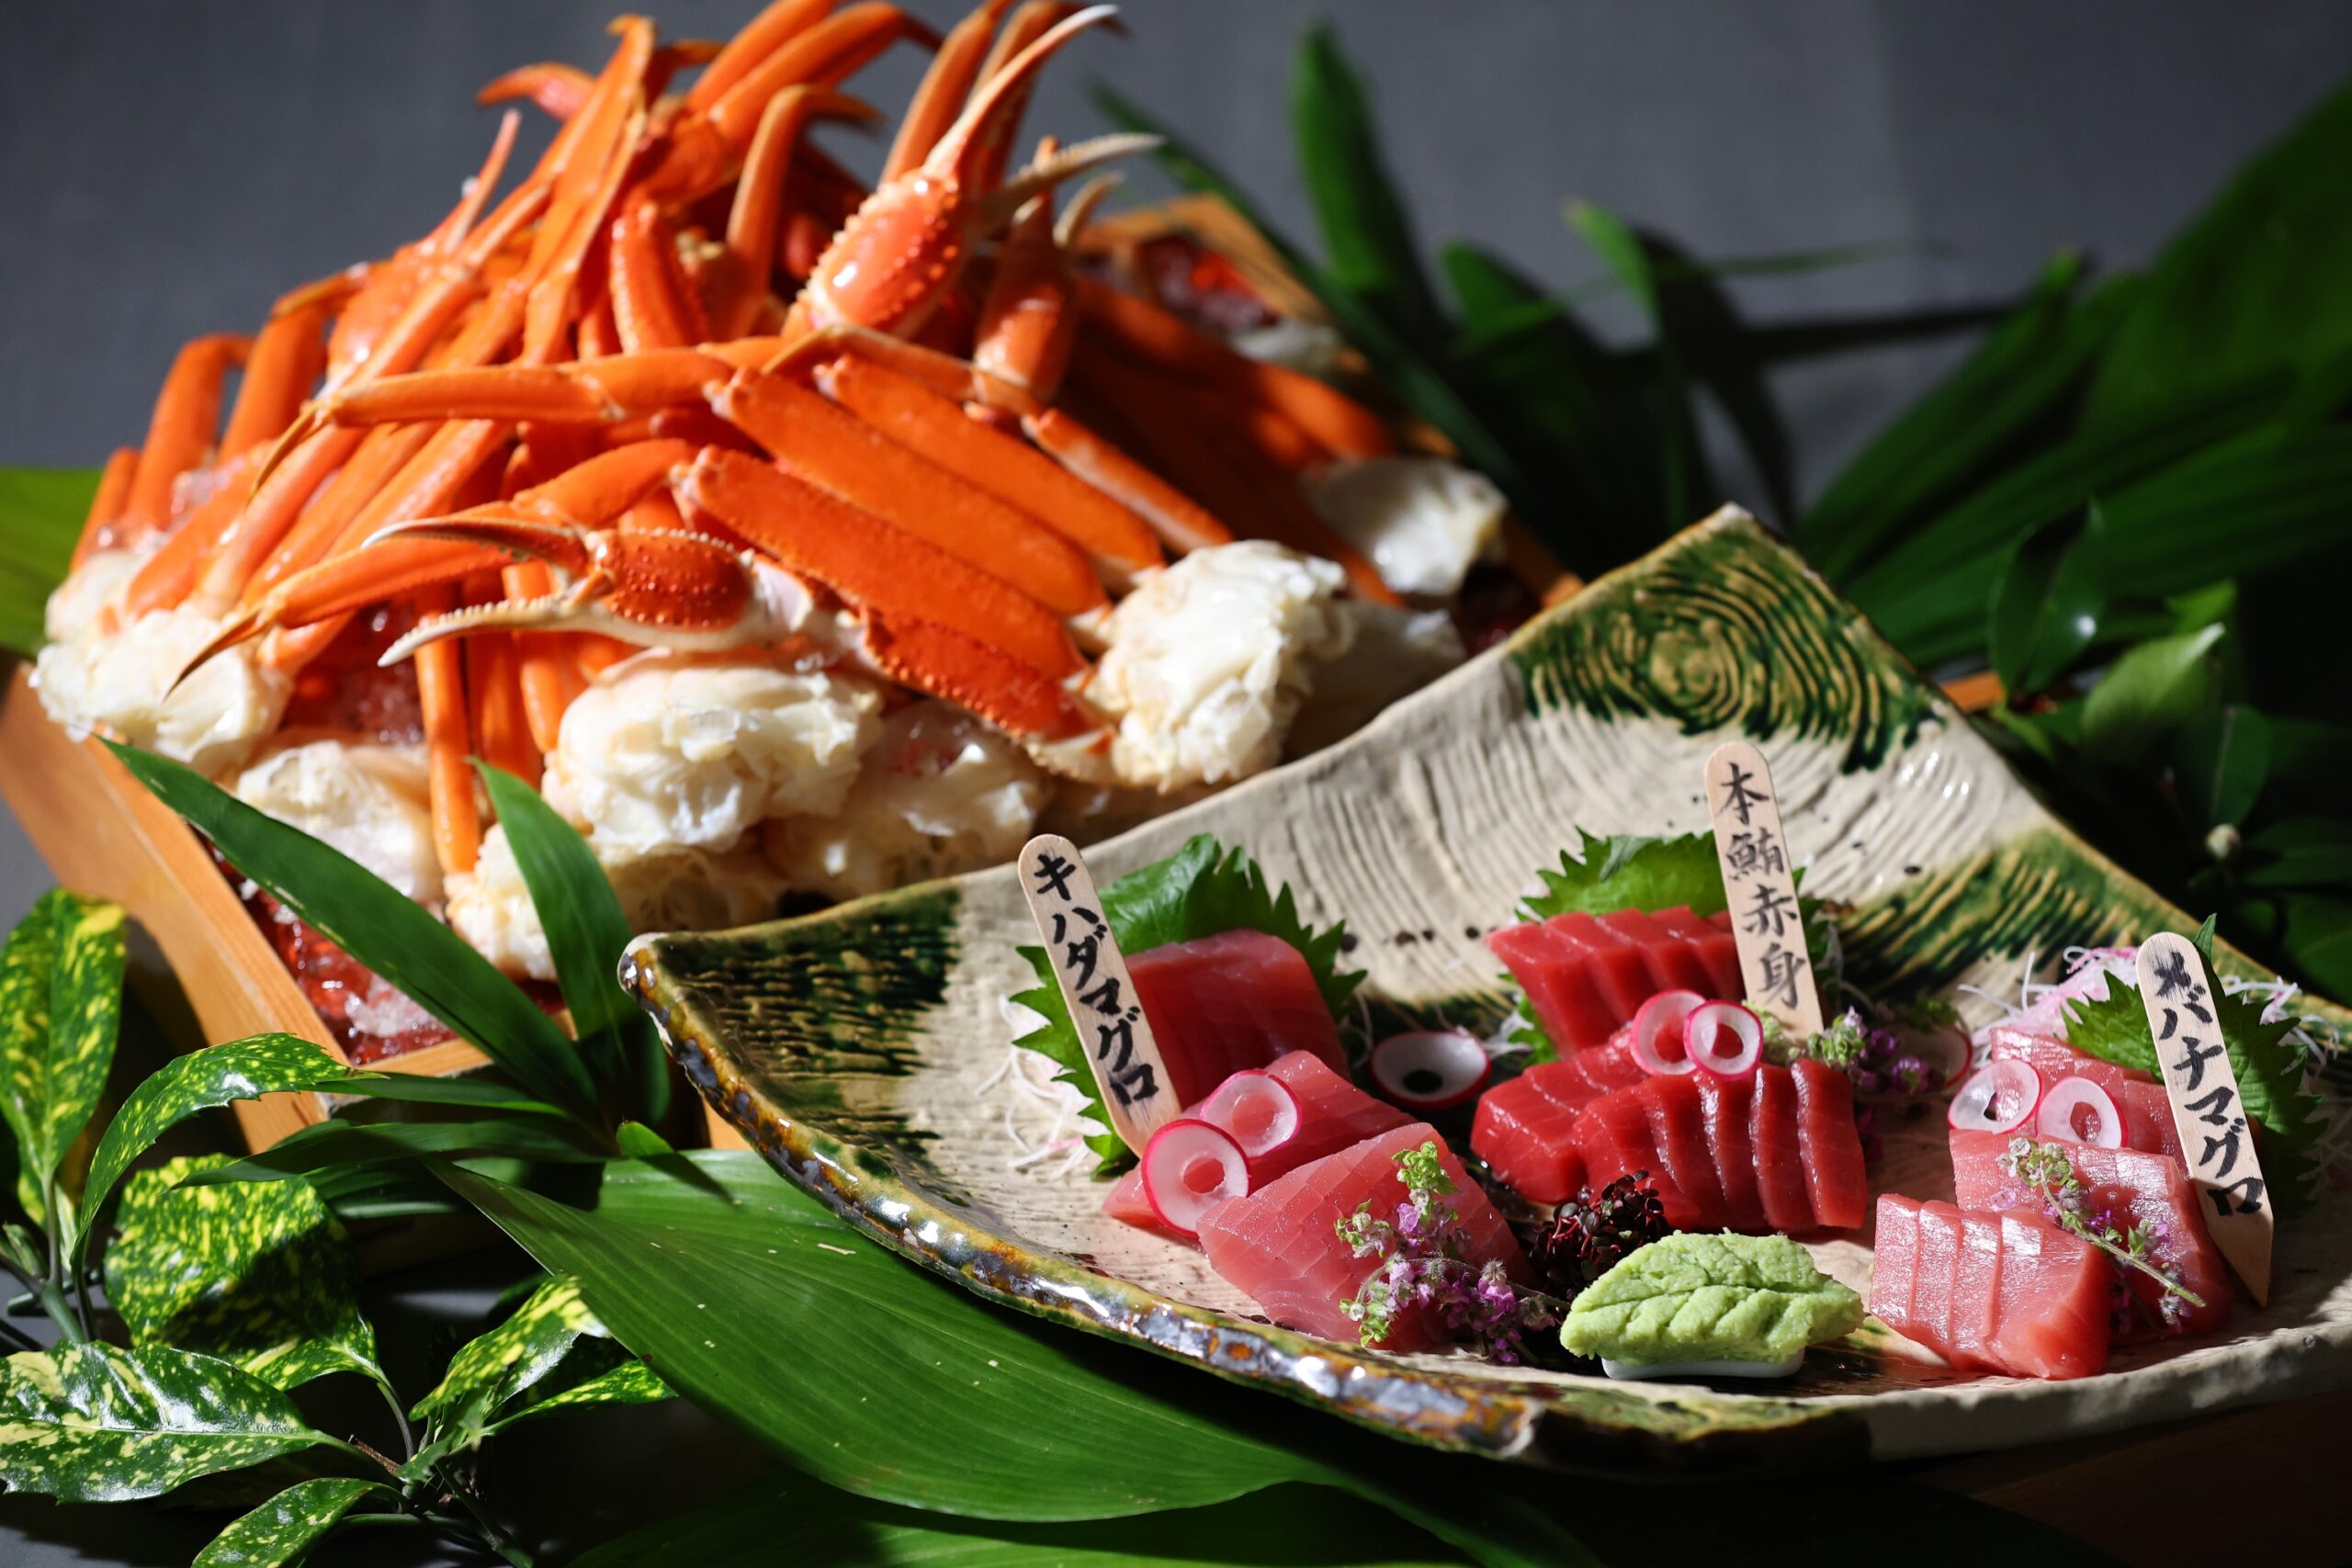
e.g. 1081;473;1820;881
627;511;2352;1473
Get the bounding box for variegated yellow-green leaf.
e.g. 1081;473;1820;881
105;1156;376;1392
405;1273;610;1472
484;1340;671;1436
0;890;127;1214
0;1341;336;1503
193;1476;398;1568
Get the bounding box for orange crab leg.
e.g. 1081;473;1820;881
413;584;482;876
70;447;141;570
478;62;594;121
707;86;879;337
968;3;1091;189
680;446;1082;682
1022;406;1234;555
123;333;250;534
120;447;266;618
880;0;1014;181
220;300;330;457
813;354;1160;581
315;351;731;430
232;424;432;606
1072;344;1397;604
576;634;638;679
502;562;583;754
608;202;709;352
1075;277;1392;460
684;0;834;114
467;628;541;786
714;367;1105;615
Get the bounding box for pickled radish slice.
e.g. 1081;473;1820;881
2036;1075;2124;1149
1140;1118;1249;1238
1200;1069;1303;1156
1948;1059;2043;1135
1684;1000;1763;1079
1631;989;1706;1077
1368;1031;1490;1110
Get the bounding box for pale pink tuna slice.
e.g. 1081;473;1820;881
1871;1194;2111;1381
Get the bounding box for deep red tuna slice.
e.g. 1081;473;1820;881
1655;906;1745;998
1697;1071;1770;1232
1948;1128;2233;1339
1951;1209;2006;1369
1127;930;1346;1108
1548;915;1659;1025
1566;1034;1650;1096
1486;921;1617;1050
1791;1058;1869;1229
1871;1196;2111;1380
1748;1064;1815;1232
1642;1072;1725;1222
1197;1123;1527;1349
1470;1075;1589;1204
1581;1089;1697;1226
1599;908;1717;995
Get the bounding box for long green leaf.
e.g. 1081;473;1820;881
578;1474;1464;1568
477;764;665;1122
1986;501;2108;695
2077;625;2224;765
437;1155;1591;1568
106;1156;377;1391
0;889;127;1220
1290;26;1443;349
0;1340;342;1503
0;468;97;658
1566;201;1713;529
180;1116;608;1188
2174;704;2272;832
193;1477;400;1568
107;744;600;1122
2087;79;2352;423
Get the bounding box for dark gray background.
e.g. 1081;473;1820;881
3;4;2348;1562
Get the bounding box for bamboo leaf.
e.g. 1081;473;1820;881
107;743;600;1123
1290;26;1444;349
106;1156;377;1391
0;889;127;1222
475;764;665;1122
2078;625;2224;765
2243;817;2352;889
0;1340;339;1503
0;468;97;658
193;1476;399;1568
2275;894;2352;997
179;1116;608;1188
2174;704;2272;832
1566;201;1713;529
1987;501;2108;695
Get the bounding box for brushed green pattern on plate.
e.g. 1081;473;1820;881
632;512;2352;1472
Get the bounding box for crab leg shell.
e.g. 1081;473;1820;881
967;2;1093;189
713;367;1106;615
608;202;709;352
708;87;880;339
467;627;541;787
123;333;251;535
315;351;731;431
70;448;141;570
680;445;1083;683
880;0;1015;181
221;299;331;457
1015;406;1233;557
684;0;837;114
120;446;266;618
413;583;483;876
478;62;594;121
812;354;1161;581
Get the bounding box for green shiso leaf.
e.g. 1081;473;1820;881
105;1155;377;1392
1560;1232;1863;1366
1518;829;1728;923
0;888;127;1224
0;1340;339;1503
2059;931;2324;1214
192;1476;399;1568
1012;835;1361;1171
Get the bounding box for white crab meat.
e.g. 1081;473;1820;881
1074;540;1354;792
447;823;786;982
539;658;884;858
34;600;289;778
764;701;1048;901
1286;602;1466;758
1307;455;1508;599
1225;316;1347;379
233;739;442;901
42;546;151;645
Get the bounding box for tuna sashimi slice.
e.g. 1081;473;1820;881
1598;908;1716;995
1551;917;1657;1023
1871;1195;2110;1381
1487;922;1615;1051
1642;1072;1725;1223
1985;1026;2155;1091
1696;1071;1769;1232
1747;1064;1815;1233
1949;1128;2233;1338
1126;930;1345;1108
1791;1058;1870;1229
1655;906;1745;998
1197;1123;1528;1349
1469;1071;1588;1204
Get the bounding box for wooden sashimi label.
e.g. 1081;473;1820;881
2133;931;2273;1304
1017;834;1177;1156
1704;741;1824;1036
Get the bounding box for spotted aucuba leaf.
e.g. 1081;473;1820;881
484;1338;673;1436
405;1274;602;1472
192;1476;398;1568
0;890;127;1213
72;1033;345;1275
0;1341;334;1503
105;1156;376;1392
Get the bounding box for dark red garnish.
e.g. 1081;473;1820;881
1527;1171;1673;1297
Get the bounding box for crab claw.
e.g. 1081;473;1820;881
368;514;822;665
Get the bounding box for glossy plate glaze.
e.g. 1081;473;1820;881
628;511;2352;1473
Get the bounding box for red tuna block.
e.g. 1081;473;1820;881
1870;1195;2111;1380
1984;1029;2197;1159
1197;1123;1528;1348
1467;1033;1645;1203
1949;1129;2232;1339
1126;930;1345;1108
1102;1053;1412;1240
1485;907;1741;1051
